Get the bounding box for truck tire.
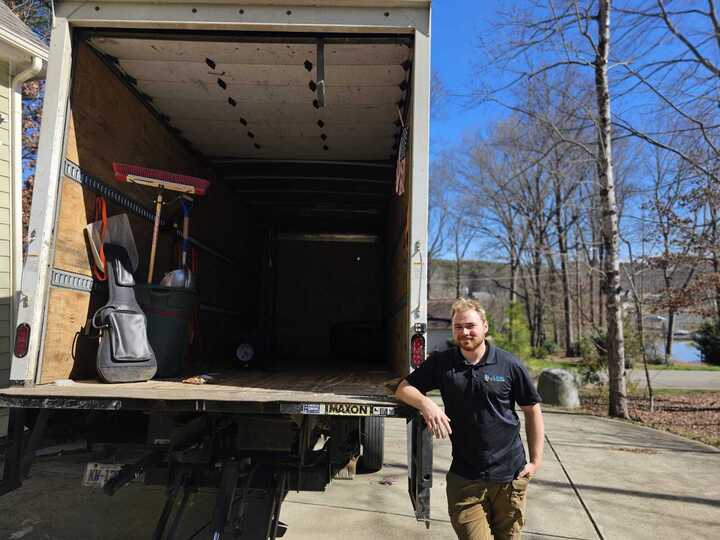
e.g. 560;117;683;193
359;417;384;473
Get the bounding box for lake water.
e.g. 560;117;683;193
669;340;701;363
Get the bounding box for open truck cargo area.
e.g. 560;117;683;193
1;1;432;536
3;29;414;413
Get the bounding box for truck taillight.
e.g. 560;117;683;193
14;323;30;358
411;333;425;368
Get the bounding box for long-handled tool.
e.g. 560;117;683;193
112;163;209;284
180;196;193;267
160;196;198;289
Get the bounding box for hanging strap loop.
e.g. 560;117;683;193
92;197;108;281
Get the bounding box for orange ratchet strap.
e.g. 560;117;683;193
92;197;108;281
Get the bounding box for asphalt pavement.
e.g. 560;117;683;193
626;368;720;390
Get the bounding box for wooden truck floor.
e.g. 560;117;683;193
0;369;410;416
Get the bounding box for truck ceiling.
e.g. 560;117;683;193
87;33;413;163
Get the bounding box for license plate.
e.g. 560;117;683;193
82;462;144;488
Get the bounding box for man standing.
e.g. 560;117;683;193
395;298;544;540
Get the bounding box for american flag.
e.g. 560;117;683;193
395;126;409;196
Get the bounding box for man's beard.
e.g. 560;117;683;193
458;337;483;352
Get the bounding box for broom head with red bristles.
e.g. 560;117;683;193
112;163;210;196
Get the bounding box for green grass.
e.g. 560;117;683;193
526;355;720;372
525;357;579;375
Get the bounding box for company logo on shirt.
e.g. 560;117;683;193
484;374;507;383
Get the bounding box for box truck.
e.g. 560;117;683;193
0;1;432;537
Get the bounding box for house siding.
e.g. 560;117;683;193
0;60;10;434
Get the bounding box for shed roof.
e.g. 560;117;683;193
0;2;49;60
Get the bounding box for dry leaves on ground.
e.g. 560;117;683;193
578;389;720;448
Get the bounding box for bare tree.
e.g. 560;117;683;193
641;143;699;361
622;238;655;411
475;0;630;417
592;1;629;418
461;123;530;306
428;155;453;296
431;71;447;119
5;1;51;253
613;1;720;183
449;212;477;299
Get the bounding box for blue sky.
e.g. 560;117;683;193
430;1;500;156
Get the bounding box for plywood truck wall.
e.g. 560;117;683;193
40;40;244;382
386;163;410;377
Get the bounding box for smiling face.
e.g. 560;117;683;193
452;308;489;354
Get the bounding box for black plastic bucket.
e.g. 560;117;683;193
136;285;198;378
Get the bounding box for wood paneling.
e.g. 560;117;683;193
42;41;246;383
53;177;93;276
40;287;97;383
43;41;215;381
385;140;410;378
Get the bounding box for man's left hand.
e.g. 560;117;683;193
517;461;541;479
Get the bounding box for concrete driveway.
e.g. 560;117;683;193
0;411;718;539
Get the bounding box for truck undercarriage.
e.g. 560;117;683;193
0;391;432;538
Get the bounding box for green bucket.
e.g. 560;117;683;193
136;285;198;378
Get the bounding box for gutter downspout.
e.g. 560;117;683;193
11;56;43;344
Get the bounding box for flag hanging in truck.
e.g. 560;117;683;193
395;126;409;196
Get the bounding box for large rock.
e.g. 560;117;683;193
537;368;580;408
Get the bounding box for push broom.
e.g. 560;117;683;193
112;163;210;284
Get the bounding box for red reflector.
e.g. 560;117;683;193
411;333;426;368
14;323;30;358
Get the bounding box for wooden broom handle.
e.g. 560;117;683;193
182;213;190;267
147;192;164;284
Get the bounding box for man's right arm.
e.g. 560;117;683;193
395;380;452;439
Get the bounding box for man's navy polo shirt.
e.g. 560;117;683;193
405;343;541;483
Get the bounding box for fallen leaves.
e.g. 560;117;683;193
579;389;720;448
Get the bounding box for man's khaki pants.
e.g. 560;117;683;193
446;471;531;540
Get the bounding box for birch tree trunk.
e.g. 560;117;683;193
589;241;597;327
595;0;629;418
554;180;574;355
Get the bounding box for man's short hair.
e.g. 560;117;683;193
451;298;487;322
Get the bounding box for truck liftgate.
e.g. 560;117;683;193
0;388;432;538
